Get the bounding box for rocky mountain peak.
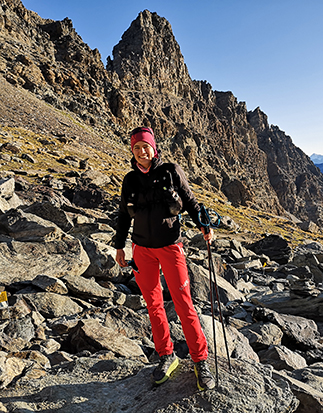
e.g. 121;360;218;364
107;10;191;96
247;107;269;133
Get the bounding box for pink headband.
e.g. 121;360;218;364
130;128;158;157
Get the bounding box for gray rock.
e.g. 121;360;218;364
4;314;35;342
240;322;284;351
188;261;244;305
292;253;323;284
253;307;323;351
230;258;263;270
0;333;28;352
124;294;146;310
47;351;74;366
0;350;30;388
259;345;307;371
22;292;83;318
298;220;320;233
273;368;323;412
0;209;62;242
199;315;259;362
81;238;124;282
248;234;293;264
24;201;74;233
0;176;23;213
62;274;114;301
287;362;323;393
0;235;90;284
0;357;299;412
32;274;68;295
104;306;151;339
80;170;111;186
250;291;323;322
68;319;147;360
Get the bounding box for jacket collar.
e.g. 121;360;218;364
131;155;163;172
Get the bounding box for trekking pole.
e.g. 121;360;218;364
198;205;232;377
206;235;219;386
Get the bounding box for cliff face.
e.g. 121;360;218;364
0;1;322;225
248;108;323;226
105;10;283;214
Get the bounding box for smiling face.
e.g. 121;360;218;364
132;141;155;169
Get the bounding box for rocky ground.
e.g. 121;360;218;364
0;156;323;411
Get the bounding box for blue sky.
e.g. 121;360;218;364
23;0;323;156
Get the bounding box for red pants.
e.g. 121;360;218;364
132;242;208;363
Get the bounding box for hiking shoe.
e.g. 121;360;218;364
194;360;216;391
152;352;179;384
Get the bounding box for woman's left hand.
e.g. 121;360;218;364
201;227;213;243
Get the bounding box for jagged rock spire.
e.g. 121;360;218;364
107;10;192;96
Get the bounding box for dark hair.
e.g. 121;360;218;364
130;127;153;137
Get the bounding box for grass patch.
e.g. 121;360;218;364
0;124;322;248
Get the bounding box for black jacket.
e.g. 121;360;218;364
115;156;202;249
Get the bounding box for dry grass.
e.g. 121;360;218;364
1;125;322;248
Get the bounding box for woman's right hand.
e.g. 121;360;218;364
116;249;127;267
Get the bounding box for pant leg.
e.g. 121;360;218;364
157;243;208;363
132;244;174;356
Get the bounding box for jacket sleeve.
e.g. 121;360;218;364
114;174;133;249
173;164;202;229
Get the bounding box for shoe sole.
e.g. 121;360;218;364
194;365;216;391
154;357;179;385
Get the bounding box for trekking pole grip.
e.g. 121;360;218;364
198;204;210;234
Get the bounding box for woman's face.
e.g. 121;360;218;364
132;141;155;168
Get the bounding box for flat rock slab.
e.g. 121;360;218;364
0;236;90;284
0;358;299;413
22;292;83;318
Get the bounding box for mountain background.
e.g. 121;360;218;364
311;154;323;173
0;0;323;230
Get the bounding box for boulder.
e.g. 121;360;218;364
259;345;307;371
250;291;323;322
0;176;23;213
274;368;323;413
0;357;299;412
80;170;111;186
239;322;284;351
47;351;74;366
32;274;68;295
253;307;323;350
248;234;293;264
24;201;74;232
104;306;151;339
81;238;125;282
62;274;114;301
0;209;62;242
291;253;323;284
298;221;320;233
68;319;147;360
0;235;90;284
22;292;83;318
188;261;244;304
0;351;30;389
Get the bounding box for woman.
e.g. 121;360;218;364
115;126;215;391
